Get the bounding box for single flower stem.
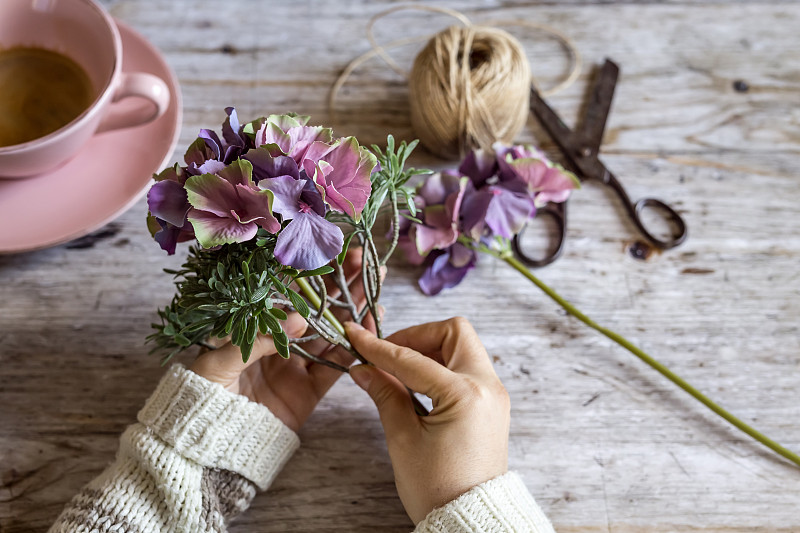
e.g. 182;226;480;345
295;277;346;336
381;189;400;266
313;275;328;321
499;253;800;468
333;261;360;321
290;343;350;373
367;238;384;338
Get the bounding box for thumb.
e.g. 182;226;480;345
350;364;417;435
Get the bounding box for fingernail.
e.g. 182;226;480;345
350;365;372;390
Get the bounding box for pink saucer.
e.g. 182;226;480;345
0;19;182;253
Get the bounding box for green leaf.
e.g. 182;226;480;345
246;318;257;345
232;321;245;348
403;190;417;217
268;307;288;321
275;339;290;359
272;328;288;346
268;273;287;294
224;314;236;334
242;260;250;285
401;213;423;224
287;289;310;318
257;311;269;334
175;334;191;347
296;265;334;278
261;311;281;332
240;340;254;363
337;232;356;265
251;285;270;303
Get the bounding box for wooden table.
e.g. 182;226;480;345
2;1;799;531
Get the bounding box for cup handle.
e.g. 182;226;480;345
96;72;170;134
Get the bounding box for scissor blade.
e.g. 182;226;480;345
529;85;575;155
580;59;619;155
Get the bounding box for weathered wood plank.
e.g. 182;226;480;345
2;1;799;532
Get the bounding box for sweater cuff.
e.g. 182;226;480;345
137;364;299;491
415;472;556;533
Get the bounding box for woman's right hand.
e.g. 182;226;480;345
346;318;510;525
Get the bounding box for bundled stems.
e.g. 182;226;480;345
333;261;361;320
473;241;800;468
294;277;369;364
290;343;351;373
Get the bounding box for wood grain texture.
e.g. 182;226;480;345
1;1;799;532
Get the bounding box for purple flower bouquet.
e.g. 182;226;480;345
146;108;424;364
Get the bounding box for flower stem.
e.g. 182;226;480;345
500;253;800;468
381;189;400;266
295;277;346;337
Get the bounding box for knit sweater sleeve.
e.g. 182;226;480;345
414;472;556;533
49;364;299;533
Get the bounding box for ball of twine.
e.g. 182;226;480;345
328;5;581;161
408;25;531;159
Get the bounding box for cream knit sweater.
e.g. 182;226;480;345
49;365;556;532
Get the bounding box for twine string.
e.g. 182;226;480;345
328;4;583;159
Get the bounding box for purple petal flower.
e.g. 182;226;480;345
300;177;326;216
184;137;216;167
417;170;463;205
259;175;306;218
149;216;194;255
255;121;293;154
458;148;497;188
461;185;534;240
258;173;342;269
307;137;377;219
398;226;427;266
147;164;195;254
412;172;471;254
199;128;223;160
502;157;580;206
243;147;300;183
188;208;261;248
196;159;227;176
194;108;249;164
287;125;333;164
418;245;477;296
184;159;280;248
221;107;244;148
147;180;190;227
273;211;344;270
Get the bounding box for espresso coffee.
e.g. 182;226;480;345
0;47;94;147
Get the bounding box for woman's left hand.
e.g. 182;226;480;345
190;249;375;432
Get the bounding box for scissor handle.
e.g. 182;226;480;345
512;202;567;267
630;197;688;249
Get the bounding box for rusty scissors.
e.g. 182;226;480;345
513;59;688;267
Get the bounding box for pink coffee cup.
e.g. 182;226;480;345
0;0;170;178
